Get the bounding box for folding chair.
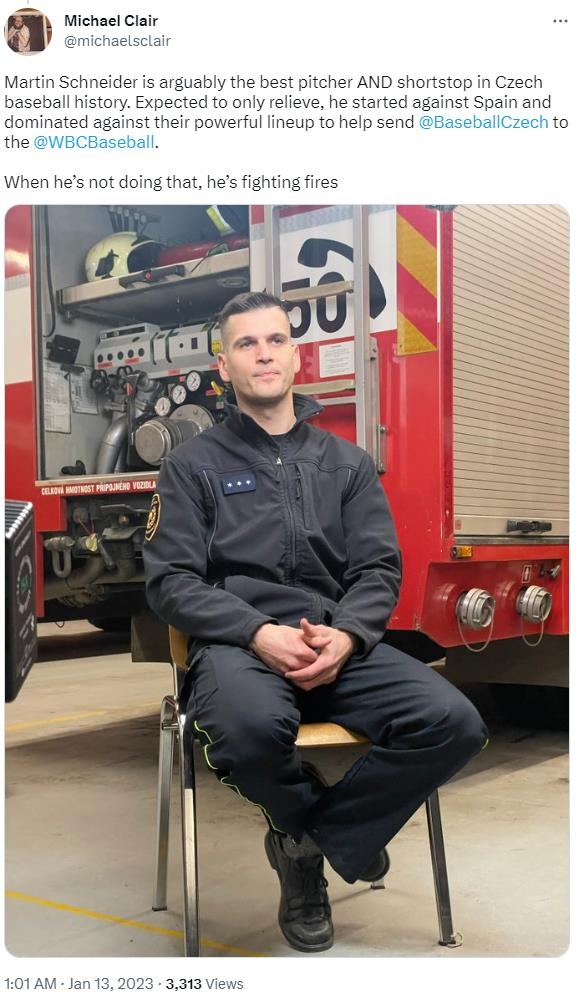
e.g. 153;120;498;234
152;626;462;955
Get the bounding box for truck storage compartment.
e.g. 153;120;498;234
451;204;569;538
34;205;250;481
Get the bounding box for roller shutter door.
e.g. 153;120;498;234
452;204;569;537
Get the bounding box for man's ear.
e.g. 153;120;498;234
293;343;301;374
217;352;229;382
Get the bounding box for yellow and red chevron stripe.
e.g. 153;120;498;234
396;206;438;355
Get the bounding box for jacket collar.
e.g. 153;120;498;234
223;391;323;441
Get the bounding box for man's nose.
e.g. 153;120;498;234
256;340;274;360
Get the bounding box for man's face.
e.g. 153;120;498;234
218;306;300;409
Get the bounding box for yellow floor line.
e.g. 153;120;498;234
5;891;266;957
5;703;160;732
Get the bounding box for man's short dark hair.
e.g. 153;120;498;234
217;291;289;334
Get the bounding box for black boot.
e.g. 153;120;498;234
264;831;334;953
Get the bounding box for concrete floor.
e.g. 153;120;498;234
4;623;569;962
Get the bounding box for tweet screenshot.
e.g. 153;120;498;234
1;1;581;1002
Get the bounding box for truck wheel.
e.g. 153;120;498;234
88;616;131;633
489;683;568;730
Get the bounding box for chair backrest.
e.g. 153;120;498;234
169;626;189;671
168;627;191;699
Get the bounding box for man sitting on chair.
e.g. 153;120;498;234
143;291;488;953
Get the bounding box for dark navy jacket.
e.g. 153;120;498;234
143;394;402;658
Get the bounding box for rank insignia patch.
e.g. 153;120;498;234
145;493;161;541
221;473;257;495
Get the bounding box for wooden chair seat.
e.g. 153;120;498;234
297;722;365;747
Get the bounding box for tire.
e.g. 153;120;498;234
88;616;131;633
489;683;568;730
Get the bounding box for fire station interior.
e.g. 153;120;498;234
5;204;568;961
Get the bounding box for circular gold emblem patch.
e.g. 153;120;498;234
145;493;161;542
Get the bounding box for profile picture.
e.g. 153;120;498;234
5;7;52;54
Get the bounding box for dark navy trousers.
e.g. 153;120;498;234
186;642;488;883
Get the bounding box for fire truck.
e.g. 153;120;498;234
4;203;569;717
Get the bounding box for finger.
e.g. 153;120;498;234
286;645;322;670
291;671;333;692
288;672;321;690
296;644;318;663
300;625;330;643
299;618;325;636
285;667;316;683
303;639;329;655
285;657;329;682
299;620;330;648
288;654;319;671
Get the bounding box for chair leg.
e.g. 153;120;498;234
178;712;200;956
152;695;178;911
425;790;462;947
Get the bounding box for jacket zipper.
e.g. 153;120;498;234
276;456;297;583
294;463;305;519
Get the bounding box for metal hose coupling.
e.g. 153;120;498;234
455;588;495;630
516;585;553;624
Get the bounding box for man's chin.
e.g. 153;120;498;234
239;387;290;408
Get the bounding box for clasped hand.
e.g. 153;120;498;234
250;618;356;691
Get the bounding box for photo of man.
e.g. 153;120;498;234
5;9;51;53
6;14;30;51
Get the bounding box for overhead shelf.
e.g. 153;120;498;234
57;248;250;326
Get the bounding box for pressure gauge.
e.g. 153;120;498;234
171;383;188;405
154;396;172;417
186;370;202;393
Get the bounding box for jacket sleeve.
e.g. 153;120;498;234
331;453;402;656
143;453;275;647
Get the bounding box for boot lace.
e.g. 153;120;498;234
287;857;330;920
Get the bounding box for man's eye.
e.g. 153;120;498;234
272;336;287;345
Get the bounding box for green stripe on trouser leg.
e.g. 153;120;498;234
192;719;285;833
